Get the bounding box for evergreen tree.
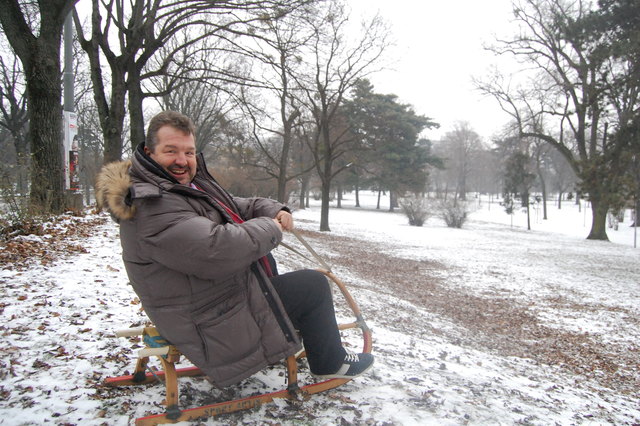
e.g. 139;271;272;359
345;79;440;210
588;0;640;212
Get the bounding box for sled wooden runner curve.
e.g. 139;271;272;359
104;268;372;426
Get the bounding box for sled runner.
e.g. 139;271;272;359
104;231;372;425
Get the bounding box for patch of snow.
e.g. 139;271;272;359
1;192;638;425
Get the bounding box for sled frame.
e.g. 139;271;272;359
104;269;372;425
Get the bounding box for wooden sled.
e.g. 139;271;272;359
104;269;372;425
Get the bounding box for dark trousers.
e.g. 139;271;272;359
270;269;346;375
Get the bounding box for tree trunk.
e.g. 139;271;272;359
298;175;309;210
355;181;360;207
128;84;146;153
557;192;562;209
320;179;331;231
319;118;333;231
103;118;125;163
587;198;609;240
276;77;294;204
539;175;548;220
96;70;126;164
317;110;334;231
76;13;127;165
376;189;381;209
277;171;288;204
275;111;294;203
26;47;65;213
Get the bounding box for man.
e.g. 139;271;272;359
96;110;373;387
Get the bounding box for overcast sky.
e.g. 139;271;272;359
348;0;519;143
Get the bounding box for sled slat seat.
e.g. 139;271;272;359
114;327;178;358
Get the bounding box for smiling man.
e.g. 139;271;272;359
144;114;197;185
96;110;374;388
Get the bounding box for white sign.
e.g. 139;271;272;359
63;111;79;190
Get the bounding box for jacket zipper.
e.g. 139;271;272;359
250;263;296;343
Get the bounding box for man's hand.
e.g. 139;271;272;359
275;210;294;231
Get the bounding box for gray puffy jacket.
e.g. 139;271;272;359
96;146;301;387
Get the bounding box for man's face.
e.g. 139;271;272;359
145;125;197;185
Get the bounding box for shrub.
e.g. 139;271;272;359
0;173;49;239
399;195;430;227
440;200;469;228
210;166;276;199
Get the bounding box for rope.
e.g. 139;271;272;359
287;229;333;272
146;365;164;383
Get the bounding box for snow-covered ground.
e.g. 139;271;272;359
1;192;638;425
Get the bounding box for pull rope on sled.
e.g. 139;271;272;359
289;229;370;334
280;228;333;272
283;230;370;336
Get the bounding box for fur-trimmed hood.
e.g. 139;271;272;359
95;160;135;221
96;143;198;222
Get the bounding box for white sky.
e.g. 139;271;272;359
348;0;519;142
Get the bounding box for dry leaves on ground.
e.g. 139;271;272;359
298;229;640;399
0;215;108;270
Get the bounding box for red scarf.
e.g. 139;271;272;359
191;183;274;277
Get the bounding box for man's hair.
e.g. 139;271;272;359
146;111;196;152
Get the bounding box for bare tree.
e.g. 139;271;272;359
0;54;29;194
530;136;555;219
75;98;104;203
0;0;78;213
232;6;317;203
148;37;239;156
293;0;390;231
438;121;485;202
291;121;316;209
477;0;639;240
74;0;306;164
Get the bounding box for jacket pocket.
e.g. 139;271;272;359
191;284;238;317
195;299;261;366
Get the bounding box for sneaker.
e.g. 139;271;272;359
316;352;374;379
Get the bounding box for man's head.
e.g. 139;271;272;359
145;111;197;185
